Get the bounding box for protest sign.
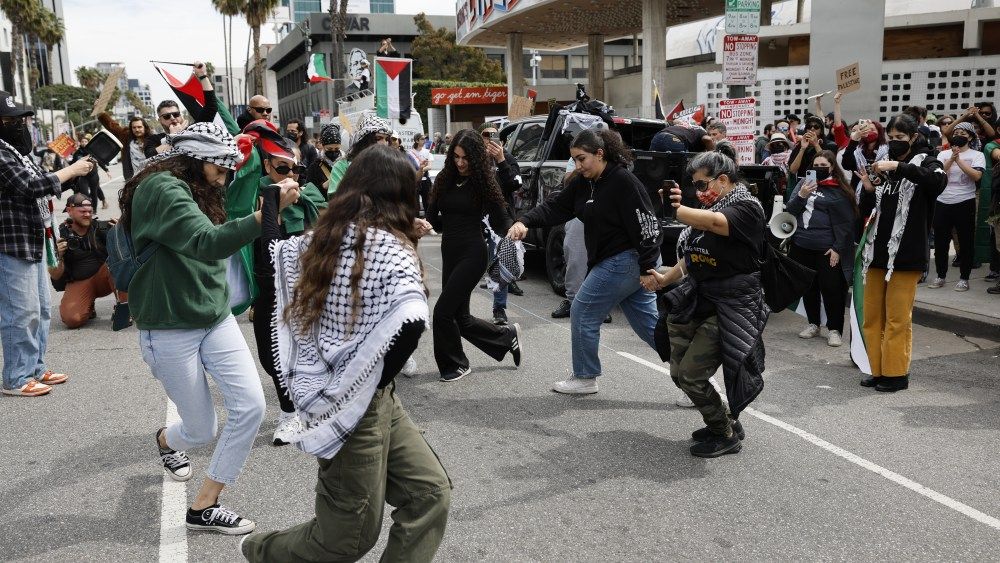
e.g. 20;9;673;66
836;62;861;94
90;67;124;117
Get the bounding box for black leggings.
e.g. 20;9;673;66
432;237;514;374
251;285;295;414
933;199;976;280
789;243;847;332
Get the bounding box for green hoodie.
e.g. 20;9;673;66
257;176;329;234
130;172;261;330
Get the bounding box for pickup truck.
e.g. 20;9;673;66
499;113;784;296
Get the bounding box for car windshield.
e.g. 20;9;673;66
508;122;545;161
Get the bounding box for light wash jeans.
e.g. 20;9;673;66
570;250;658;378
139;314;265;485
0;253;50;390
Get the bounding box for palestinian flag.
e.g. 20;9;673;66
665;99;685;122
154;64;239;134
374;57;412;120
307;53;332;83
44;198;58;268
850;218;875;375
653;80;665;120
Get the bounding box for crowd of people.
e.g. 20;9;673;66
2;50;998;559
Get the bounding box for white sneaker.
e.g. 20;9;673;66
401;357;418;377
798;324;820;339
927;277;945;289
552;377;599;395
954;279;969;292
827;330;843;347
675;394;695;408
272;411;300;446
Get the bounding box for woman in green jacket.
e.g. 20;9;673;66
119;122;299;535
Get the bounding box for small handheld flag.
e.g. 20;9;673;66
653;80;665;120
307;53;333;83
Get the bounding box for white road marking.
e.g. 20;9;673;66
424;243;1000;532
158;400;188;563
616;351;1000;532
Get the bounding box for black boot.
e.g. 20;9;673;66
551;299;571;318
859;375;882;388
875;375;909;393
690;432;742;458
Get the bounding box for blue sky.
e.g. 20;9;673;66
62;0;455;108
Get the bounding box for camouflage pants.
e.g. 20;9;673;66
668;315;733;437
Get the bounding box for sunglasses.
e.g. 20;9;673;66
692;177;718;190
159;111;181;120
251;106;273;114
272;163;305;176
807;124;823;130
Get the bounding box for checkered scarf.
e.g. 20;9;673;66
146;122;242;169
353;112;391;145
271;225;428;459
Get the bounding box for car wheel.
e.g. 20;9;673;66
545;224;567;297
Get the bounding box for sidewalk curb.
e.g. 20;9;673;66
912;301;1000;342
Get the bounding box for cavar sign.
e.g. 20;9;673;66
430;87;509;106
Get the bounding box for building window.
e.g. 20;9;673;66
571;55;587;79
604;55;628;72
370;0;394;13
539;55;567;79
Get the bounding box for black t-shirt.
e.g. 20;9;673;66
682;200;764;281
665;125;707;151
59;222;110;282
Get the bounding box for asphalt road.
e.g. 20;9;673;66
1;168;999;562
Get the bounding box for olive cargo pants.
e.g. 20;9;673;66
243;383;451;562
668;315;733;437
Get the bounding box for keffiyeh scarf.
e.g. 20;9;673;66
861;152;928;282
271;225;428;459
676;183;763;262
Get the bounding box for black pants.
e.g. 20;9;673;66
433;237;514;374
933;199;976;280
789;243;847;332
252;284;295;413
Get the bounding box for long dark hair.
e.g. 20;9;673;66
571;129;633;167
430;129;504;209
286;145;422;333
347;131;382;160
814;150;859;217
128;116;150;142
118;155;226;232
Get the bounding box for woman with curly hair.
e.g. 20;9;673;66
120;122;300;534
508;129;661;394
426;129;522;381
241;145;450;561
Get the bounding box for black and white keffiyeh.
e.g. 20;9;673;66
860;152;930;282
271;225;428;459
146;122;242;169
482;217;525;289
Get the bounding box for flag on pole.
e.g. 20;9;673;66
374;57;412;120
665;99;685;122
653;80;665;120
154;64;238;134
850;218;874;375
307;53;333;83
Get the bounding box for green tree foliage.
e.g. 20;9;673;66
33;84;102;126
410;13;505;83
75;66;105;90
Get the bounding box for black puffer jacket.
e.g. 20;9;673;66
660;272;769;416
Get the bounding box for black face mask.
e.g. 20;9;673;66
812;168;831;182
888;139;912;160
324;150;340;162
950;135;969;148
0;119;32;155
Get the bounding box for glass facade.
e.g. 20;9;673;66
283;0;321;23
370;0;395;13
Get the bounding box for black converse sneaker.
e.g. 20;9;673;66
156;429;192;482
186;504;256;535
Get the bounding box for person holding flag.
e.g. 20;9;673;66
147;61;219;156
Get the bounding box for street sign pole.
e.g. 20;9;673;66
724;0;760;115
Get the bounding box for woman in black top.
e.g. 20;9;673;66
425;129;522;381
508;129;661;395
786;151;859;346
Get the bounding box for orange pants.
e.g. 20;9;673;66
59;264;125;328
862;268;921;377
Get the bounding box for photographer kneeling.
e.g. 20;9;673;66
48;194;123;328
643;152;768;458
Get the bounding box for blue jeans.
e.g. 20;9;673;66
486;235;508;310
139;315;265;485
570;250;658;378
0;253;50;390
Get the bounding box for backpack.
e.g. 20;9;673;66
105;223;159;291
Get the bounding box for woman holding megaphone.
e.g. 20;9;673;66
784;151;859;347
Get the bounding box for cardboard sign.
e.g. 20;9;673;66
718;97;756;136
430;86;508;106
837;62;861;94
47;133;77;159
725;0;761;35
722;35;759;86
508;95;534;122
90;67;124;117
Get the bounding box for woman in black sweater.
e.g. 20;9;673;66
425;129;522;382
508;129;661;395
786;150;859;347
856;114;946;392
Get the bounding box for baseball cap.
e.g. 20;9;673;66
64;193;93;210
0;90;34;118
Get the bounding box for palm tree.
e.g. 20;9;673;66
244;0;279;96
212;0;244;110
75;67;105;91
0;0;42;101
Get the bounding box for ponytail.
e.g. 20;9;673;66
571;129;633;166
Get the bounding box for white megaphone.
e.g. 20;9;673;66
768;195;797;239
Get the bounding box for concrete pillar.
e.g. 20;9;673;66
641;0;667;119
632;34;640;67
588;34;605;100
506;32;524;107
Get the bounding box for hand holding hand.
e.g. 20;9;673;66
642;268;670;291
276;178;300;210
414;218;432;238
507;221;528;241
